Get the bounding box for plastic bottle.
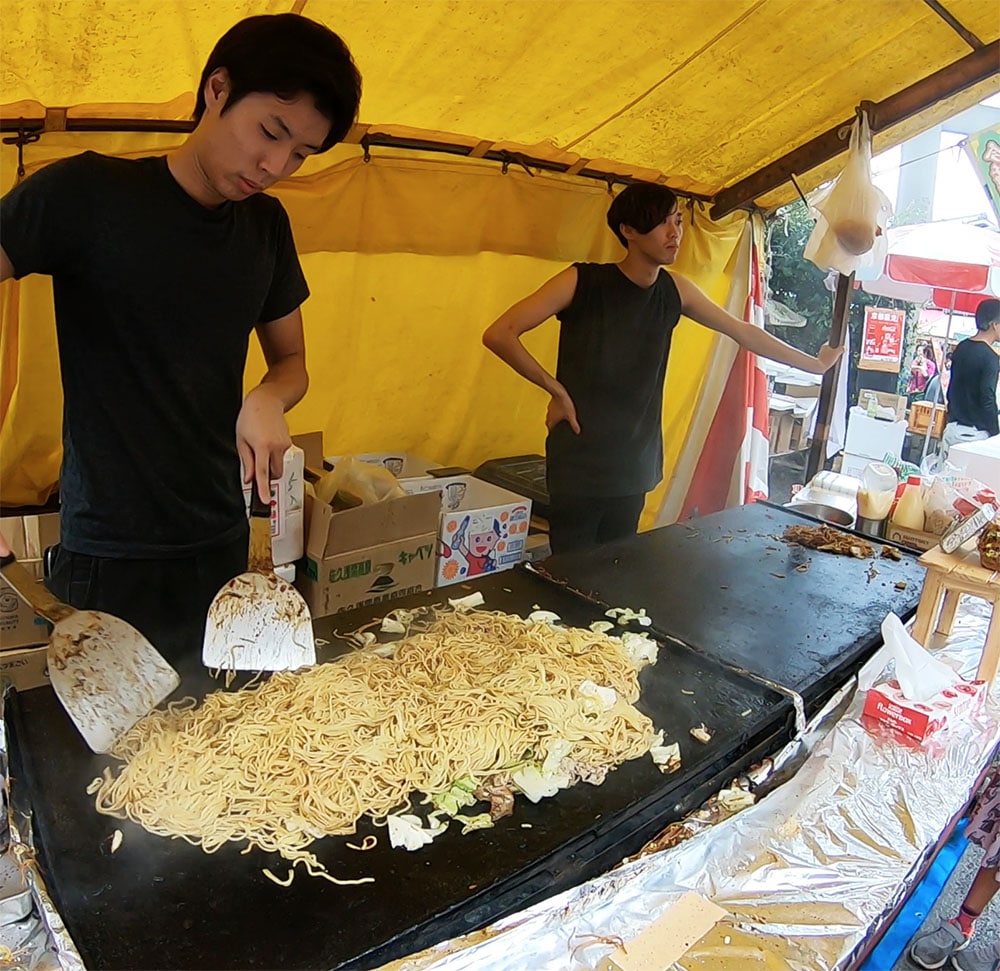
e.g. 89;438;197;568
865;392;878;419
891;475;925;531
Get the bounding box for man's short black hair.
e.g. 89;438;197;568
194;14;362;153
976;298;1000;332
606;183;679;247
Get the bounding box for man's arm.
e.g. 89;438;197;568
980;353;1000;437
674;275;842;374
1;247;15;282
482;267;581;433
236;308;309;503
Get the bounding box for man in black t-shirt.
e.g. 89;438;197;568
483;184;842;554
0;15;361;669
943;299;1000;461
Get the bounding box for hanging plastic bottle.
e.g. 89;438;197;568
891;475;925;531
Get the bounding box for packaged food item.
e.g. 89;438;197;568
978;521;1000;570
941;503;997;554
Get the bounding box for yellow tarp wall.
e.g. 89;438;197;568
0;139;747;510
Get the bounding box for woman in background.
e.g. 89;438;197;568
908;342;938;403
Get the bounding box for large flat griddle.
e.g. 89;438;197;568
537;502;925;716
5;568;792;970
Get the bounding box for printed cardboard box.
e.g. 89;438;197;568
296;491;440;618
885;523;940;553
0;511;60;560
862;677;987;742
0;644;50;692
400;475;532;587
0;558;50;650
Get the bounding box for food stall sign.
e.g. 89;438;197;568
859;306;905;372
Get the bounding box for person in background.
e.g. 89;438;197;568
0;14;362;671
907;765;1000;971
942;299;1000;461
482;183;842;555
908;342;938;403
941;350;954;398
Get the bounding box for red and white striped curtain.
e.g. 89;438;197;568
651;215;770;526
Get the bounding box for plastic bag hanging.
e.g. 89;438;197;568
804;110;892;275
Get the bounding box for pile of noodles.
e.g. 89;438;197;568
92;609;656;882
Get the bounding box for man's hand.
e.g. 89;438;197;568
545;389;581;434
236;386;292;504
816;342;845;373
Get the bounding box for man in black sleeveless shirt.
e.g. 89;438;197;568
0;15;361;670
484;184;842;554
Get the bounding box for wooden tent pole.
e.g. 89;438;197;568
805;271;854;482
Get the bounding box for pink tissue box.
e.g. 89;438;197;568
862;678;987;742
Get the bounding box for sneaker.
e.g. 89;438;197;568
908;918;971;969
952;941;1000;971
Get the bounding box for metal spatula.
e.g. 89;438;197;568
0;552;180;754
202;488;315;671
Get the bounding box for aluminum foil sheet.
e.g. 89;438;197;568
2;600;996;971
0;688;85;971
384;598;1000;971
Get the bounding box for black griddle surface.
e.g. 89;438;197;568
6;569;791;970
537;502;925;715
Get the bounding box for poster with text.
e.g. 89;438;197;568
860;306;905;372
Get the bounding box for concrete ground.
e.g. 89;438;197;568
893;840;999;970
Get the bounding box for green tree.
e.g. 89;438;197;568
765;200;920;401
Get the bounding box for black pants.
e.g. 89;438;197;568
45;533;248;679
546;493;645;555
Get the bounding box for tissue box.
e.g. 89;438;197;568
862;677;987;741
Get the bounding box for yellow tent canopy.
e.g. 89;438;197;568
2;0;998;512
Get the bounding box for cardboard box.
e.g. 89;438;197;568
873;391;908;422
885;523;940;552
0;511;60;560
844;408;907;463
241;445;304;567
296;491;441;617
400;475;532;587
862;677;987;742
0;558;50;650
291;431;324;470
0;644;50;692
324;452;440;479
948;435;1000;494
597;892;727;971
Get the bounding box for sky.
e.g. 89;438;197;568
870;92;999;227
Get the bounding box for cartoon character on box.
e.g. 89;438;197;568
449;514;501;577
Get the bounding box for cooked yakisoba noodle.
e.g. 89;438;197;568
94;610;654;882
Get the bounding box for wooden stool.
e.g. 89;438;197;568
911;544;1000;683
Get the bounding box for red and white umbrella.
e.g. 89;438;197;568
858;220;1000;312
856;220;1000;460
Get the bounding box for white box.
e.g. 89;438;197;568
401;476;532;586
241;445;304;567
324;452;440;479
844;407;907;462
947;435;1000;493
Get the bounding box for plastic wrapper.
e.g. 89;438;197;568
0;688;85;971
313;455;406;508
804;112;892;275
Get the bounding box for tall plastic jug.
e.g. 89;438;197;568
891;475;924;531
